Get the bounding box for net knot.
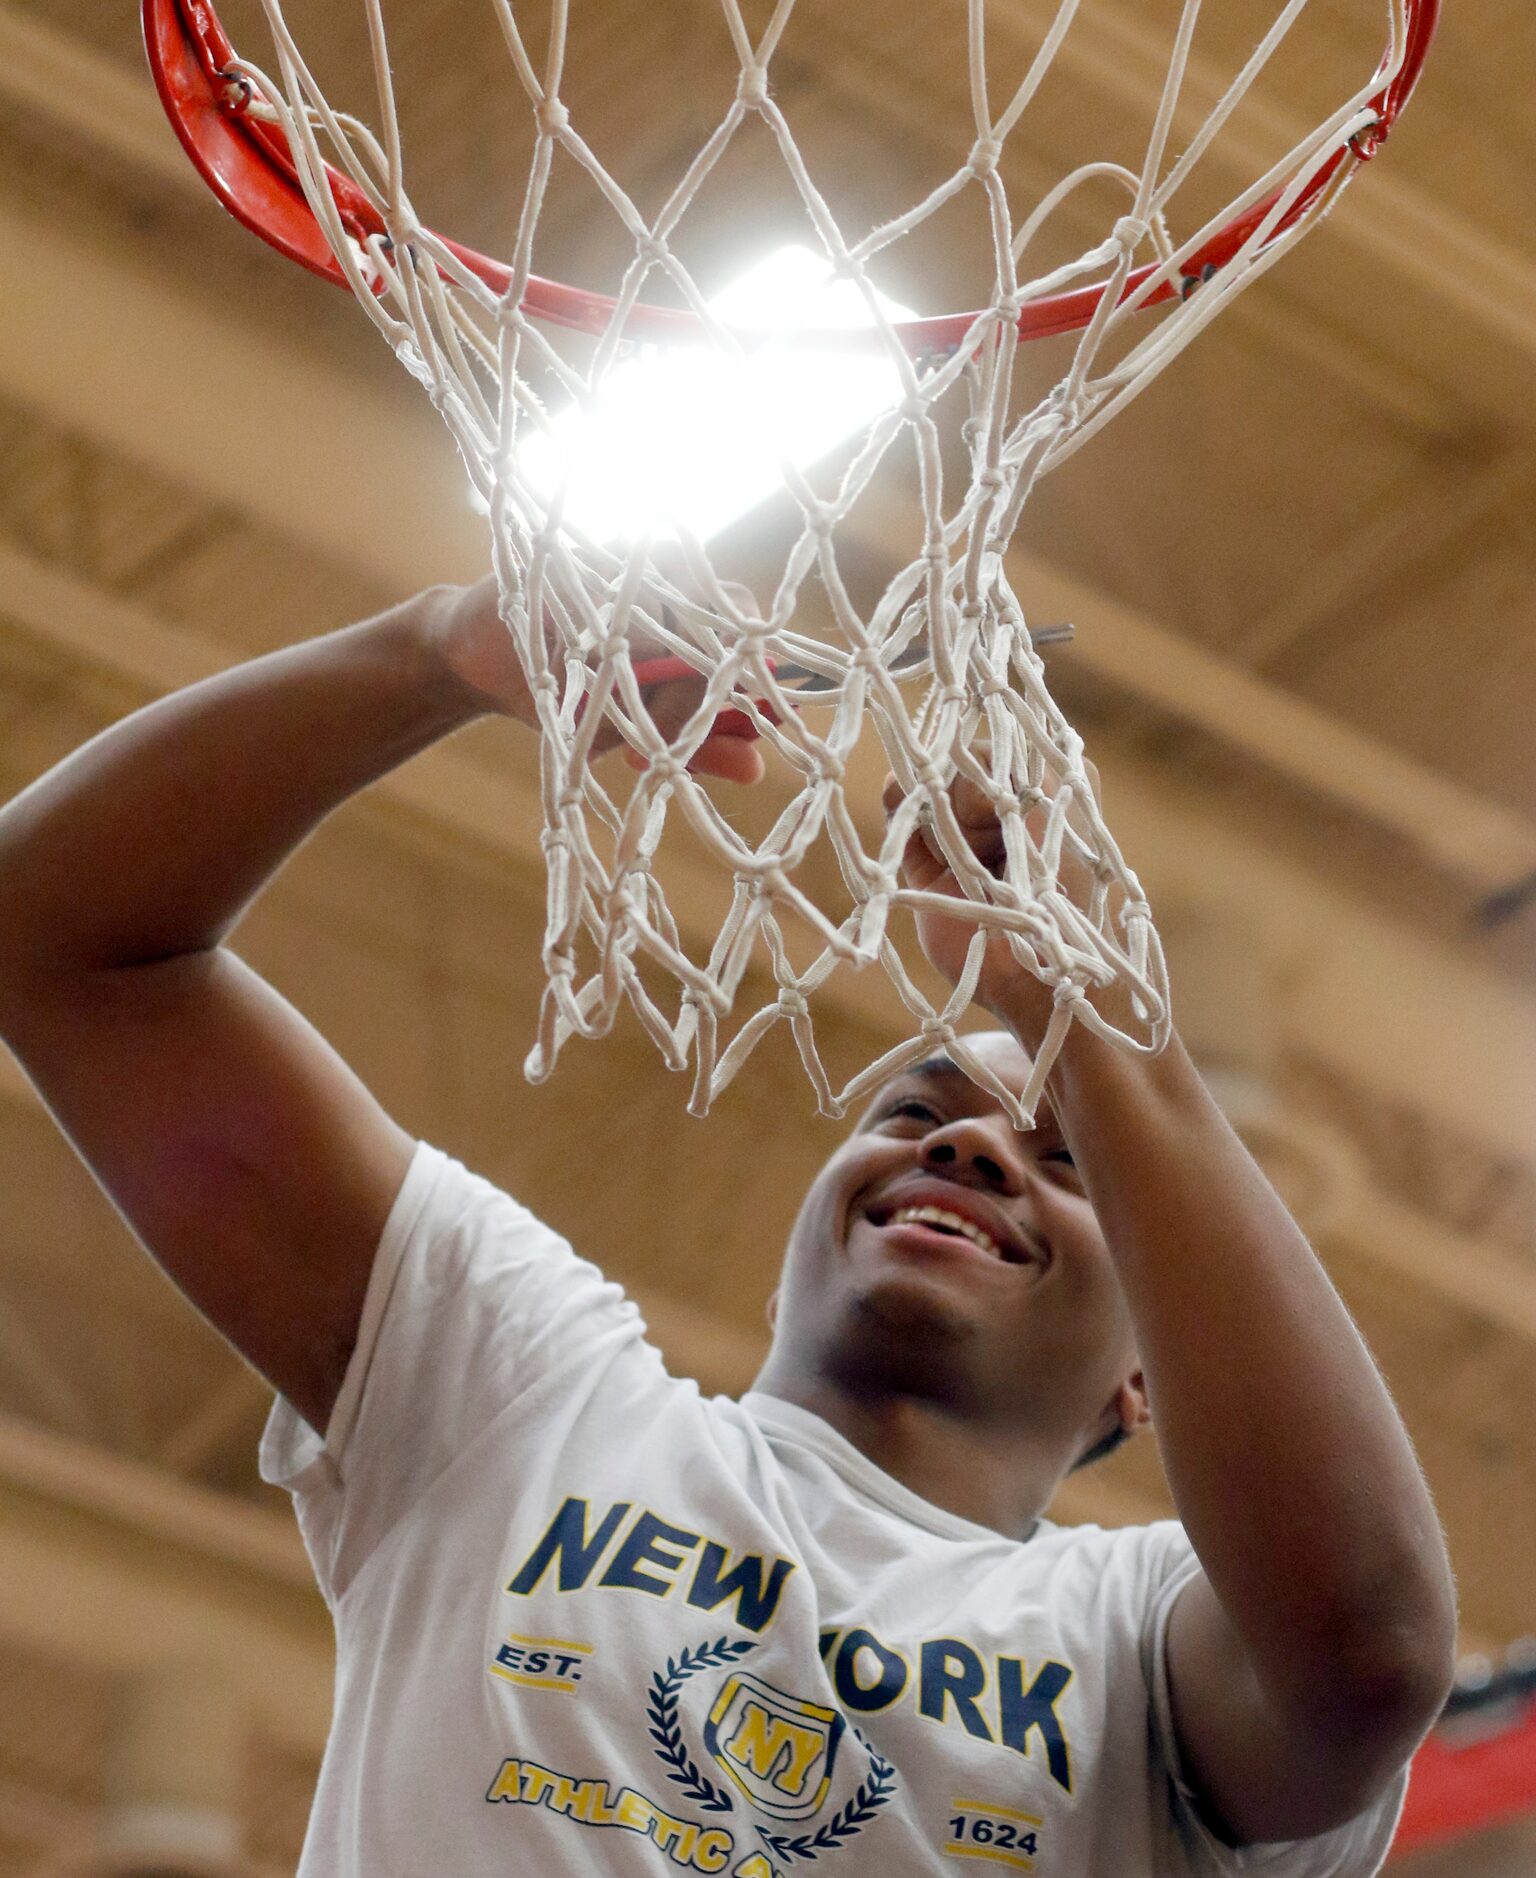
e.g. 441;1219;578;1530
968;135;1003;180
536;97;570;136
1043;384;1086;432
1053;979;1089;1009
1112;214;1151;253
737;64;770;108
778;989;809;1018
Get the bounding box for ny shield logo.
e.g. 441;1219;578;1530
702;1674;846;1821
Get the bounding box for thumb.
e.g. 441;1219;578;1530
882;773;951;893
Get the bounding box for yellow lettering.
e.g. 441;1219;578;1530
726;1703;825;1797
545;1772;583;1816
485;1752;735;1870
486;1758;523;1802
618;1788;654;1833
584;1780;620;1826
521;1763;559;1805
695;1828;734;1872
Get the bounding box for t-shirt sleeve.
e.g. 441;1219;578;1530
1136;1523;1408;1878
259;1140;655;1600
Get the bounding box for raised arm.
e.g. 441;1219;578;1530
891;773;1456;1847
0;585;505;1431
0;579;752;1434
1044;1029;1454;1842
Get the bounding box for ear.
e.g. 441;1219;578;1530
1113;1368;1151;1438
765;1287;780;1332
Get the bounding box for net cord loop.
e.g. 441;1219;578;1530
142;0;1436;1117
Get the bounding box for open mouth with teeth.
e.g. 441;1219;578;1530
867;1196;1042;1269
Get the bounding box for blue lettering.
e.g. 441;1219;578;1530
685;1542;796;1633
919;1639;993;1742
998;1657;1073;1792
834;1628;909;1712
600;1511;700;1596
507;1498;631;1595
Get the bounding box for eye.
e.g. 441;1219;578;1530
881;1097;941;1127
1039;1146;1083;1186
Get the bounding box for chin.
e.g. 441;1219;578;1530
825;1275;981;1398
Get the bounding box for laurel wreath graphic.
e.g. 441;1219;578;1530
754;1731;898;1864
646;1636;758;1813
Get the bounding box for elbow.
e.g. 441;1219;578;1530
1323;1583;1459;1748
1351;1642;1456;1744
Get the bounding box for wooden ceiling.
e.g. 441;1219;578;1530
0;0;1532;1867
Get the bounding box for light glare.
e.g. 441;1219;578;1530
514;245;916;542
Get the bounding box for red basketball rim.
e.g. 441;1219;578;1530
142;0;1439;357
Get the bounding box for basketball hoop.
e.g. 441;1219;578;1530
142;0;1438;1121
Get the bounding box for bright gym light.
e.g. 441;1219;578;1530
512;244;917;542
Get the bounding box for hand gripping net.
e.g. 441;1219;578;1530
146;0;1434;1122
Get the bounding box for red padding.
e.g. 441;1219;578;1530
1392;1699;1536;1858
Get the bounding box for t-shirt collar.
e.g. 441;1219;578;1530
740;1391;1046;1547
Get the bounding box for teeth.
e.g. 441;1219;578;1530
889;1204;1001;1259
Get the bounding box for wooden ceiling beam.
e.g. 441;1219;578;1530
5;0;1536;400
1232;445;1535;668
838;489;1536;901
981;0;1536;381
0;1412;331;1756
0;3;207;198
6;183;1534;903
0;195;488;597
4;541;1535;1346
2;534;1533;1162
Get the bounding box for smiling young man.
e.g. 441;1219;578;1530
0;575;1455;1876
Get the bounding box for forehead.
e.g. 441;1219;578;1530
860;1032;1039;1121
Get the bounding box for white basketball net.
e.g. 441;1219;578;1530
231;0;1411;1122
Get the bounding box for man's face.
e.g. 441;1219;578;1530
768;1033;1139;1445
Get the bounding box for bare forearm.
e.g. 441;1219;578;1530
1041;1021;1455;1709
0;588;486;979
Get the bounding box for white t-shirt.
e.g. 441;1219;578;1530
262;1143;1406;1878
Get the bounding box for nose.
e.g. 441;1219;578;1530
921;1116;1022;1194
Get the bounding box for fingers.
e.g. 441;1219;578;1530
691;738;766;784
623;734;765;784
615;668;766;783
623;673;767;784
950;775;997;832
882;772;1007;883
